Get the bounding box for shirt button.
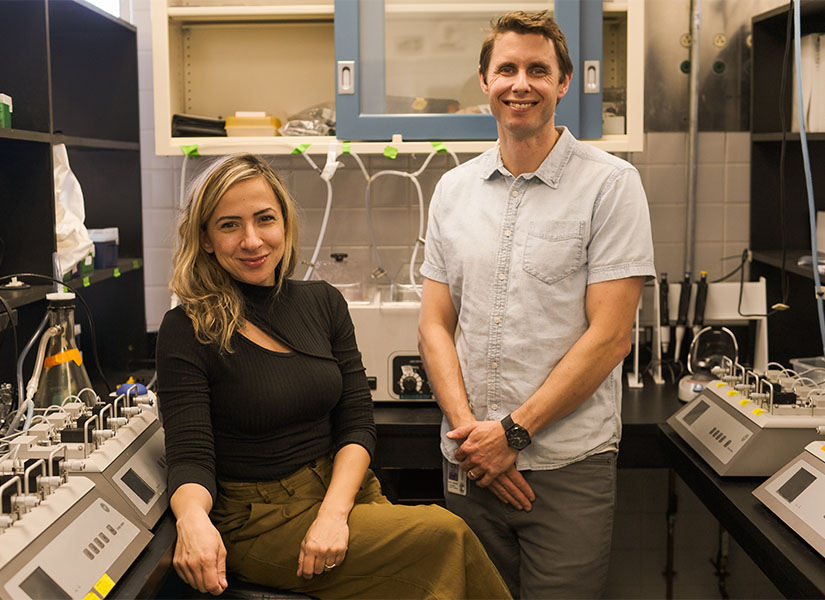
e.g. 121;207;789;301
491;403;499;411
511;190;518;198
494;316;501;324
491;362;498;369
504;229;512;237
498;273;505;280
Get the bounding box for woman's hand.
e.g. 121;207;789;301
173;506;228;595
296;513;349;579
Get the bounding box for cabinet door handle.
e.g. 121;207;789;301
584;60;600;94
337;61;355;95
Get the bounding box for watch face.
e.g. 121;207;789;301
506;425;531;450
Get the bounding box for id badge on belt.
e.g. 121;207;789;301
446;461;467;496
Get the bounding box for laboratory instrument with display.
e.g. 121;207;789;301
668;359;825;476
753;440;825;559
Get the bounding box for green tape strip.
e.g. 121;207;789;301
82;276;90;287
383;146;398;159
431;141;448;153
291;143;310;155
132;259;140;269
342;141;351;154
181;145;200;157
113;267;121;278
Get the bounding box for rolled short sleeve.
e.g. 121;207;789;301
421;179;449;283
586;167;656;285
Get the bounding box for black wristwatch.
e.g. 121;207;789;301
501;414;531;450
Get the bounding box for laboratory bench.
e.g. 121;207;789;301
660;423;825;599
110;384;825;599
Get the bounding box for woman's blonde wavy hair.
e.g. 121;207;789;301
170;154;299;353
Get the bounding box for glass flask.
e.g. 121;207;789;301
33;292;94;408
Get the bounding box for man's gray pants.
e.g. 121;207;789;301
443;452;617;599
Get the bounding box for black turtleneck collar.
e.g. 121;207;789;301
235;278;279;305
231;275;337;362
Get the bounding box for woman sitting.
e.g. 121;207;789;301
156;154;510;599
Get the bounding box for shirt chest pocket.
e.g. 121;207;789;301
522;220;586;285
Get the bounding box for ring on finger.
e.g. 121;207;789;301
324;562;336;571
467;470;478;480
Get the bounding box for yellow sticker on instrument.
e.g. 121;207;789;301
752;408;766;416
739;399;750;406
94;574;115;598
727;390;738;397
716;382;726;388
83;593;100;600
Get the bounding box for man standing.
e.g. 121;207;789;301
418;11;655;599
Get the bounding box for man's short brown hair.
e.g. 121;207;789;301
479;10;573;85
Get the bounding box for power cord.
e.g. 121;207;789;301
0;293;18;376
0;273;112;392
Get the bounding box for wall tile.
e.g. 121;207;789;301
140;129;167;170
653;242;685;278
645;132;687;164
651;205;687;244
329;168;368;208
143;246;173;287
133;7;152;51
289;169;328;210
723;244;750;280
694;240;728;278
137;49;153;93
369;173;413;207
645;166;688;205
697;132;725;164
139;90;154;130
725;132;751;164
696;204;725;242
142;168;176;209
696;164;725;204
142;208;176;248
725;204;750;243
726;163;750;205
145;285;172;331
627;132;650;165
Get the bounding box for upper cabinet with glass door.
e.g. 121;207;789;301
151;0;643;155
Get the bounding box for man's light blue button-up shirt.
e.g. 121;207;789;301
421;127;656;470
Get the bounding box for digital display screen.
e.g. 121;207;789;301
777;467;816;503
682;399;710;426
121;468;155;503
19;567;71;600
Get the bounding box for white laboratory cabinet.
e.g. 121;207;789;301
151;0;644;155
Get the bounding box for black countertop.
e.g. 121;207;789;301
660;423;825;599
